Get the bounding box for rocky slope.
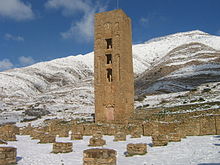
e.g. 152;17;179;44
1;30;220;125
135;42;220;95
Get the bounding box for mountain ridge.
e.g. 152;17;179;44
1;30;220;125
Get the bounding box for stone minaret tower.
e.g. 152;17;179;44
94;9;134;124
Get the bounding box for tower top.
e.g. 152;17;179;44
95;9;130;19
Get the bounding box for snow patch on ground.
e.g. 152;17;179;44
0;135;219;165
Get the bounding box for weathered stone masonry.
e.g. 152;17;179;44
94;9;134;124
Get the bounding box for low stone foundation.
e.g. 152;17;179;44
83;148;117;165
71;132;83;140
47;119;71;137
89;132;106;147
152;134;169;146
0;124;18;141
20;123;33;135
30;131;45;140
52;142;73;153
126;143;147;156
200;116;216;135
143;121;155;136
57;130;69;137
39;134;56;143
0;132;16;141
169;132;181;142
130;129;142;138
0;147;17;165
89;136;106;147
216;115;220;134
113;132;126;141
128;124;143;138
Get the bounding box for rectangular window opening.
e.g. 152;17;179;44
105;38;112;49
106;54;112;64
107;68;113;82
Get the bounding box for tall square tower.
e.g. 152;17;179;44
94;9;134;124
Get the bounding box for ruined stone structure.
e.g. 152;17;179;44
130;126;142;138
30;130;45;140
47;119;70;137
88;132;106;147
0;124;18;141
71;132;83;140
169;132;181;142
0;147;17;165
20;123;33;135
83;148;117;165
52;142;73;154
152;134;169;146
126;143;147;156
38;133;56;143
94;9;134;124
113;132;126;141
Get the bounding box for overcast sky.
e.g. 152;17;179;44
0;0;220;71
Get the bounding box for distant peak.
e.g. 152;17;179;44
180;30;209;35
144;30;210;44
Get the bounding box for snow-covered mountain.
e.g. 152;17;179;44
1;30;220;124
135;42;220;95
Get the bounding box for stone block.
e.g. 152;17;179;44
143;122;155;136
168;132;181;142
30;131;44;140
126;143;147;156
216;115;220;134
200;116;216;135
152;134;169;146
0;147;17;165
113;132;126;141
71;132;83;140
52;142;73;154
38;134;56;143
127;124;143;138
89;136;106;147
20;124;33;135
185;118;200;136
83;148;117;165
0;124;18;141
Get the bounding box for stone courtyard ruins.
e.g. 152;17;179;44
0;9;220;165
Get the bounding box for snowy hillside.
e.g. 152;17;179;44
135;42;220;95
1;30;220;124
132;30;220;74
